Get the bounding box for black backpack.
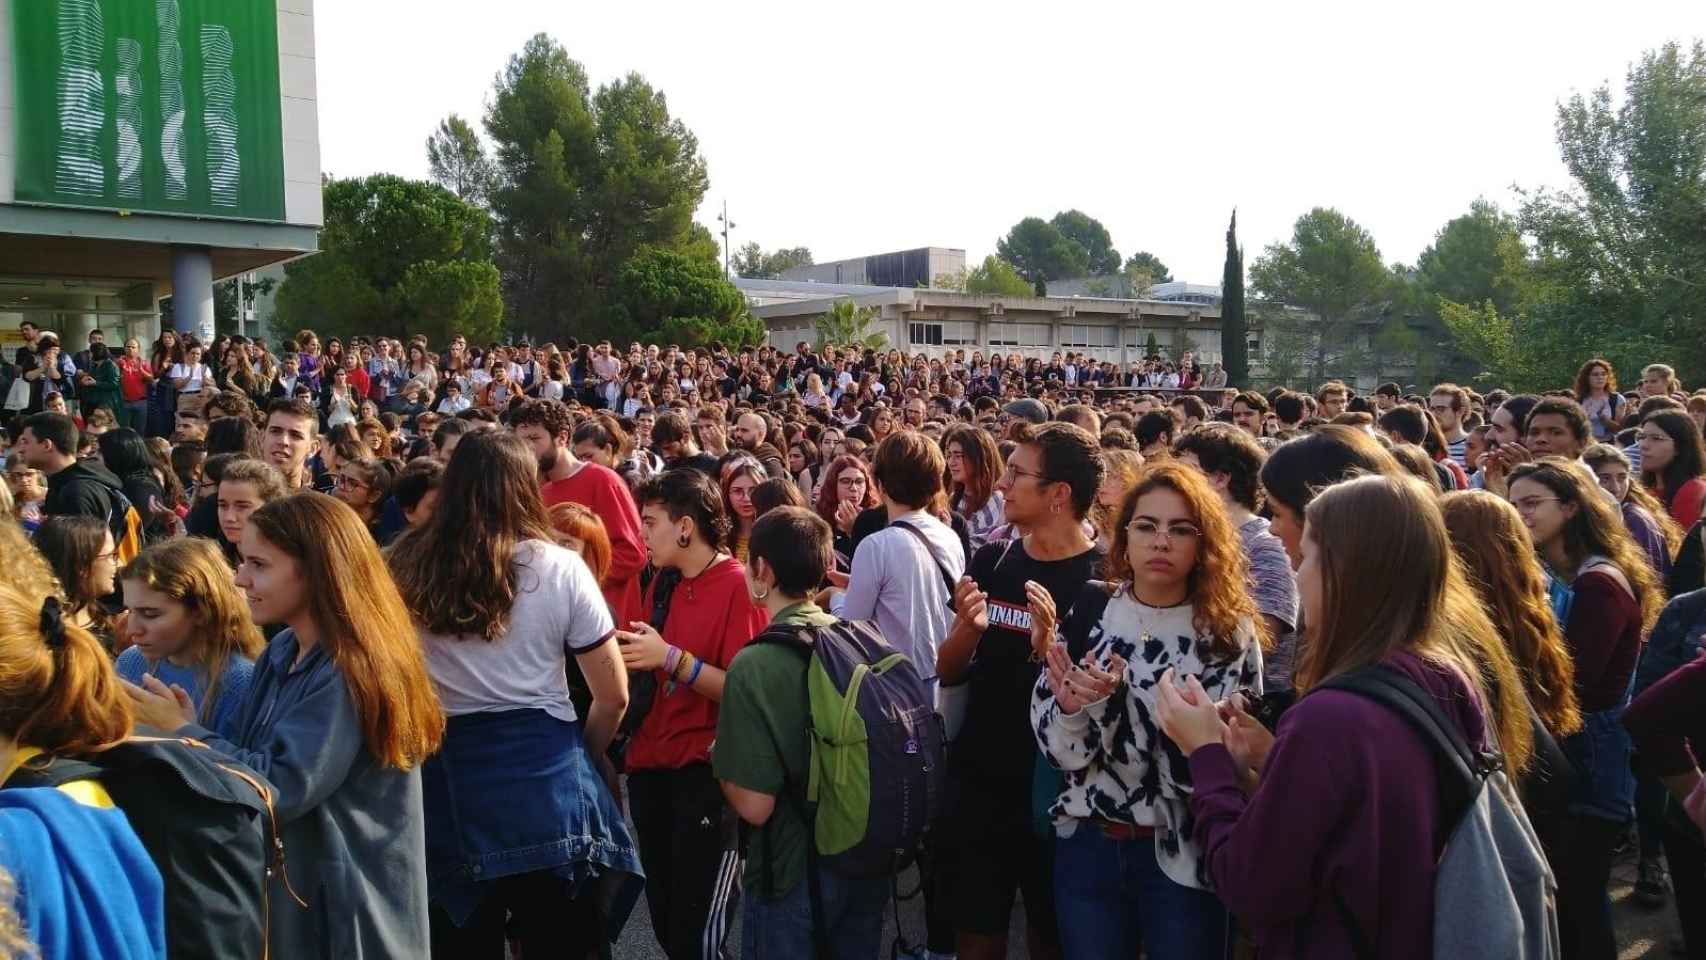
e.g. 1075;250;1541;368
4;731;296;960
567;565;681;745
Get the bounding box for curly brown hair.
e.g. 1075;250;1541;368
1104;462;1259;658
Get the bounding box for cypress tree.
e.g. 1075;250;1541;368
1221;209;1249;388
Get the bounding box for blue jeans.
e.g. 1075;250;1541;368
1054;823;1228;960
742;866;887;960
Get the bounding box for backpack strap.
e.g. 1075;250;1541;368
889;520;957;603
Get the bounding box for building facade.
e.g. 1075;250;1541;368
0;0;321;353
778;246;964;289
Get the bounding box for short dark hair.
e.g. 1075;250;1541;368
1273;392;1306;424
1430;383;1470;412
20;412;78;455
508;399;571;439
748;506;832;596
635;468;729;549
1524;397;1590;445
266;397;319;436
1170;395;1209;422
1231;390;1269;414
1174;424;1267;510
392;458;444;512
206;416;262;457
1377;404;1430;445
870;432;945;510
1029;422;1104;518
432;417;478;451
651;411;692;447
1135;411;1175;448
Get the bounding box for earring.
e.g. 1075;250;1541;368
676;532;692;549
1051;502;1061;514
752;586;770;601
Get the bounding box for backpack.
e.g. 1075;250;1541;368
750;617;946;890
4;732;299;960
1322;666;1561;960
106;483;144;563
567;565;679;748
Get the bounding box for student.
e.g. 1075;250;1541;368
32;515;119;645
215;459;289;565
332;457;398;543
1440;491;1583;858
389;430;641;956
936;424;1105;960
1033;462;1263;958
0;583;167;960
1155;474;1534;959
715;507;890;958
1584;442;1681;585
261;398;320;492
121;493;446;959
721;456;765;563
813;454;880;571
114;538;263;737
622;468;768;959
1508;459;1664;959
1638;411;1706;530
514;399;648;625
944;423;1006;552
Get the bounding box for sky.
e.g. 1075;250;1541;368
313;0;1705;284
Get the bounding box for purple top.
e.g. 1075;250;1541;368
1622;501;1672;581
1187;651;1487;959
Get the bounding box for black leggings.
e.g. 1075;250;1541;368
428;871;602;959
1555;814;1624;960
1664;820;1706;958
628;763;742;960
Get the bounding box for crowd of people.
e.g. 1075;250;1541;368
2;318;1706;960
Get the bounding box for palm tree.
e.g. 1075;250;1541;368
814;298;887;350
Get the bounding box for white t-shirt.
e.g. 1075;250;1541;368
420;540;614;722
169;363;209;393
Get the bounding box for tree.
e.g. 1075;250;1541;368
485;35;710;342
426;114;496;206
1123;251;1174;288
1049;210;1121;275
1248;207;1391;383
962;256;1032;297
1415;199;1528;317
213;274;277;334
274;174;500;341
732;243;813;279
1515;40;1706;381
814;298;886;349
1220;212;1248;388
997;218;1089;295
609;246;748;344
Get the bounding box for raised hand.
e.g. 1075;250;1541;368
952;576;989;632
1025;580;1057;660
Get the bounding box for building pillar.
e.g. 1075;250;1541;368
62;294;100;348
170;246;215;341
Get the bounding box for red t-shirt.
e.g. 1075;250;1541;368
117;357;151;402
1663;476;1706;531
346;366;371;400
625;557;768;771
541;462;648;625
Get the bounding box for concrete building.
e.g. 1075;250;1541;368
0;0;321;355
736;277;1225;366
779;246;964;289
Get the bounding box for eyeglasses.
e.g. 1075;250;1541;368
1511;496;1561;514
1126;518;1202;545
837;475;867;488
334;474;368;491
1001;463;1053;485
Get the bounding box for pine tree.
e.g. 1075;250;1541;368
1221;209;1249;388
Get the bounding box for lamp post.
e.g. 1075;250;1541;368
717;200;736;276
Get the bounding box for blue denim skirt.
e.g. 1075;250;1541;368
424;708;644;939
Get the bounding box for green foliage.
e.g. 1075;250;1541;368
815;299;886;350
426;114;496;206
609;246;746;343
1415;199;1528;316
1514;40;1706;382
1049;210;1122;275
1249;207;1390;383
398;260;505;345
657;313;767;350
1123;251;1174;289
997;218;1090;294
732;243;813;279
214;274;276;334
274;174;499;342
486;35;710;342
1219;211;1248;388
963;256;1034;297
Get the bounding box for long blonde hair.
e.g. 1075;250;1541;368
1299;475;1534;775
120;538;265;726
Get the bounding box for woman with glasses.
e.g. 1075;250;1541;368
1032;461;1262;958
945;424;1006;552
1638;411;1706;531
4;460;46;532
813;454;879;572
333;457;399;544
1509;459;1664;959
1584;443;1681;582
34;516;121;645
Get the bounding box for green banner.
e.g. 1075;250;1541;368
11;0;285;221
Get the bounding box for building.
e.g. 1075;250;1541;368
0;0;321;354
737;277;1225;366
779;246;964;289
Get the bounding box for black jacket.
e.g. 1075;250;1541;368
44;460;125;534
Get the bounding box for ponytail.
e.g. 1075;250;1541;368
0;591;132;759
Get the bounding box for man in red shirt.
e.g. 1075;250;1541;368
114;337;154;432
511;399;647;624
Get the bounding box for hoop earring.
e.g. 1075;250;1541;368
752;586;770;601
676;533;692;549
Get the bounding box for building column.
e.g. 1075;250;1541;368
63;294;100;346
170;246;215;341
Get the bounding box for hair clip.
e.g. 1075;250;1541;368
39;596;67;650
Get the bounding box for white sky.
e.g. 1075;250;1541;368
313;0;1705;284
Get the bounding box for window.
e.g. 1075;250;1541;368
987;322;1049;348
1060;324;1118;348
941;321;977;346
909;322;942;346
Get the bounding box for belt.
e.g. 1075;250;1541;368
1089;818;1153;841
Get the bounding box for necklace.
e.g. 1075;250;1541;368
682;551;724;601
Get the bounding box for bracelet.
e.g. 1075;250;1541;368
663;644;683;678
684;657;705;687
673;651;696;684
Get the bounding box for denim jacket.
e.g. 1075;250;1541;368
180;630;428;960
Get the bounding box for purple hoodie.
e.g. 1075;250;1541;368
1188;651;1487;959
